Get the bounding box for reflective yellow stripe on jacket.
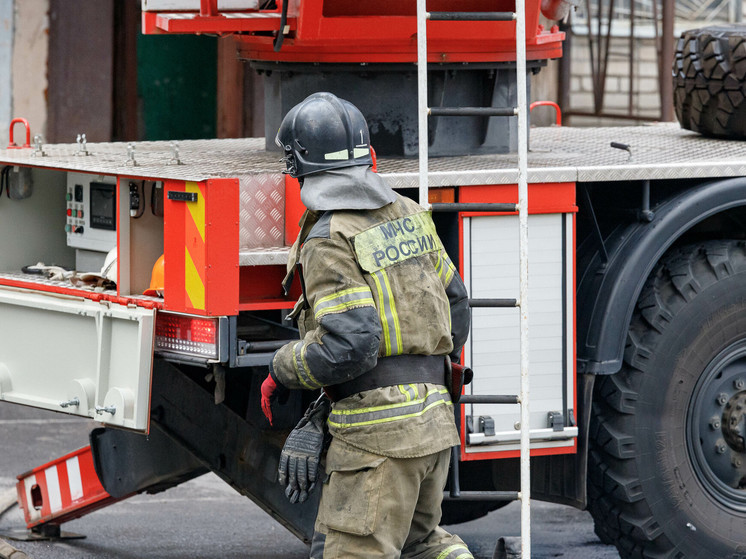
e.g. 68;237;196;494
292;341;322;389
328;387;451;428
436;544;474;559
436;250;456;285
370;269;402;356
313;286;375;321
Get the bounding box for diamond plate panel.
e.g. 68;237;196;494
238;246;291;266
4;124;746;187
239;174;285;250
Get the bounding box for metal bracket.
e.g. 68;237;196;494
31;135;46;157
95;405;117;415
125;143;137;166
548;411;565;432
479;416;496;436
75;134;90;156
168;141;183;165
59;397;79;409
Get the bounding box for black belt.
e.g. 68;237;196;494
325;354;447;402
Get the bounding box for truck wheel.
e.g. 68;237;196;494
587;241;746;558
673;25;746;139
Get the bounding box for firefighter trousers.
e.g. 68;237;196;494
310;439;473;559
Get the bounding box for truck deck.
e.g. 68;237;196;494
0;123;742;270
1;123;743;186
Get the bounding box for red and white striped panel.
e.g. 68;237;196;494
16;446;111;528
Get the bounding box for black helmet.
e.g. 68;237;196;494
275;92;374;178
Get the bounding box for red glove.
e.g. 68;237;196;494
261;374;279;425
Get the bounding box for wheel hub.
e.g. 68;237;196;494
723;391;746;454
688;342;746;509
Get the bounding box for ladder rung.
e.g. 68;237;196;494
443;490;519;501
428;11;516;21
431;202;517;213
469;298;517;308
460;395;519;405
429;107;517;117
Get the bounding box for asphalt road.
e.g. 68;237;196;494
0;402;621;559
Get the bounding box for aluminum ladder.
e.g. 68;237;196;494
414;1;532;556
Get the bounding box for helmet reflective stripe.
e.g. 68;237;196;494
324;149;349;160
275;92;374;178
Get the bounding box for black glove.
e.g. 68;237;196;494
278;393;331;503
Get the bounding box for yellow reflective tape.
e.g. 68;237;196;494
370;272;392;355
299;343;321;388
331;388;450;416
443;252;456;285
185;181;205;242
292;343;315;390
315;287;371;308
455;553;474;559
445;263;455;284
398;384;412;402
436;545;471;559
185;247;205;310
315;298;375;320
354;211;442;272
380;270;402;354
328;397;451;428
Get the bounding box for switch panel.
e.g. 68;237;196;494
66;173;117;253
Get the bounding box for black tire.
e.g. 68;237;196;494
673;25;746;139
587;241;746;558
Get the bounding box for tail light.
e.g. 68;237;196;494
155;312;221;360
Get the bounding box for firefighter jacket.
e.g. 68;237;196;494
271;185;470;458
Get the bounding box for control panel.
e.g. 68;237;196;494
66;173;117;252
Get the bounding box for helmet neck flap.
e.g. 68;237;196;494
275;92;374;178
300;165;397;211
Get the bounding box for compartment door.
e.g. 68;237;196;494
0;286;155;432
462;213;577;454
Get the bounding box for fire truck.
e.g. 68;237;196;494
0;1;745;557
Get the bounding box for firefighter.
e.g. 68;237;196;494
260;92;473;559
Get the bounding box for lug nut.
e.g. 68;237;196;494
717;393;729;406
716;443;727;454
735;379;745;390
710;418;722;430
